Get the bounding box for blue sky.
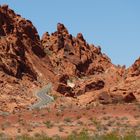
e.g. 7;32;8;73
0;0;140;67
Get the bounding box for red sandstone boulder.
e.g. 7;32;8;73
123;92;136;103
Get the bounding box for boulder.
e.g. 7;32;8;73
123;92;136;103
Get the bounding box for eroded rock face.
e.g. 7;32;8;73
41;23;112;77
57;84;74;97
0;4;53;80
41;23;117;97
123;92;136;103
0;5;54;112
41;23;139;101
98;92;111;104
85;80;105;92
128;57;140;77
98;92;136;104
0;5;140;112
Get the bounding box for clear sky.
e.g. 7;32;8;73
0;0;140;67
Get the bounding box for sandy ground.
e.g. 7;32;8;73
0;102;140;138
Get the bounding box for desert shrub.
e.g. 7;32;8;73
123;133;140;140
10;131;140;140
16;135;33;140
44;121;53;128
67;129;90;140
64;117;72;123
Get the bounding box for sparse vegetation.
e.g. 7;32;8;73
56;112;61;117
77;120;84;125
91;118;101;128
76;115;81;120
44;121;53;128
13;131;140;140
53;94;59;100
17;128;21;133
64;117;72;123
27;127;33;132
58;126;64;132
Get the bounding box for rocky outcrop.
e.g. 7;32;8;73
41;23;118;97
0;4;53;81
41;23;112;77
85;80;105;92
123;92;136;103
98;92;111;104
98;92;136;104
0;5;140;112
41;23;139;102
128;57;140;77
0;5;54;112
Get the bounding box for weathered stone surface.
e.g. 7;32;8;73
85;80;105;92
128;57;140;77
123;92;136;103
98;92;111;104
41;23;112;78
0;4;53;80
0;5;54;112
0;5;140;112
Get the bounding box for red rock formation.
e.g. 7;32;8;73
41;23;126;97
0;5;139;112
0;5;55;112
0;4;54;80
41;23;139;105
128;57;140;77
41;23;112;77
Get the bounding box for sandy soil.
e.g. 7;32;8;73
0;102;140;138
